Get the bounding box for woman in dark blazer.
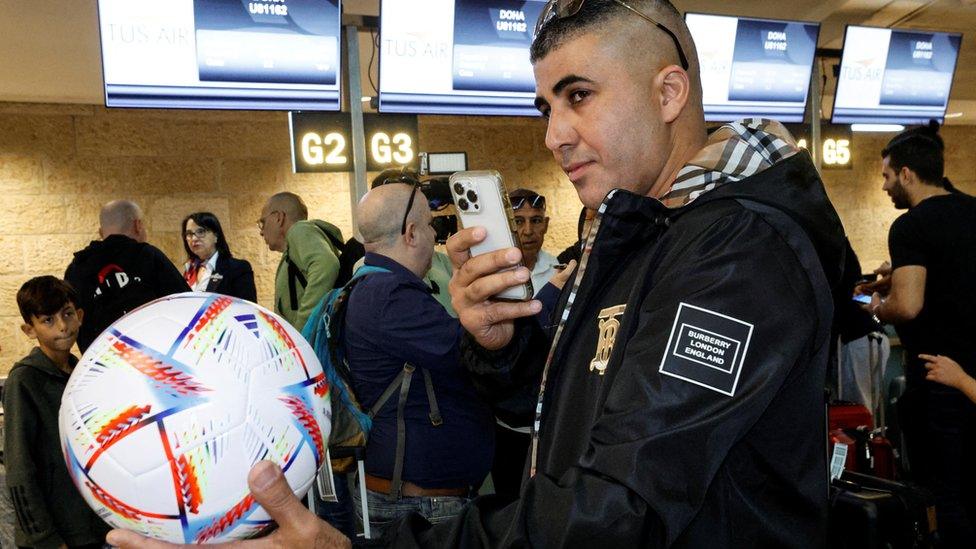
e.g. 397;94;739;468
181;212;257;302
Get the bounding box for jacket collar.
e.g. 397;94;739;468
363;252;429;290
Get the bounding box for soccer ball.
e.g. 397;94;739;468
58;293;331;544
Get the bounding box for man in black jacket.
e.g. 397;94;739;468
64;200;189;352
107;1;845;547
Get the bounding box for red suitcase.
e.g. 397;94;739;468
829;401;873;431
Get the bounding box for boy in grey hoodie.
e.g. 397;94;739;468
4;276;108;549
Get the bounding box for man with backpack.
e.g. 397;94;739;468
258;192;344;331
339;182;494;535
64;199;189;353
257;191;356;533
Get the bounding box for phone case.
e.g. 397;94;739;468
449;170;533;301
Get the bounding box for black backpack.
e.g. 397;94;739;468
284;230;365;311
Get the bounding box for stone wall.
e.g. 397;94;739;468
0;101;973;372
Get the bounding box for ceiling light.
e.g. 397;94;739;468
361;96;372;102
944;112;963;119
851;124;905;132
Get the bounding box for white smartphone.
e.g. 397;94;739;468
449;170;533;301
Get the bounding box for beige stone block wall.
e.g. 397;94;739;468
0;104;576;372
0;100;973;373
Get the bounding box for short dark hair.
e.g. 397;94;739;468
530;0;682;63
881;121;945;186
17;276;79;324
181;212;233;261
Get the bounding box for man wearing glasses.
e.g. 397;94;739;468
109;1;844;547
257;192;344;332
371;168;458;316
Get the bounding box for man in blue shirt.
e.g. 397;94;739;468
344;183;494;536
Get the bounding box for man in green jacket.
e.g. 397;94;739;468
258;192;343;331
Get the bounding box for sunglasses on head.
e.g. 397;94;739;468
511;194;546;210
535;0;689;70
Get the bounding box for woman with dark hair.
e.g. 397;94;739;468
181;212;257;302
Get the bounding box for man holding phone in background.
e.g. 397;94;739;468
107;1;846;547
857;124;976;546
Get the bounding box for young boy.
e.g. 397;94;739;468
4;276;108;549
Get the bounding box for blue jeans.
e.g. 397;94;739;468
352;488;470;538
313;472;357;539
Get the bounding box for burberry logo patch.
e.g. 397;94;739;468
589;304;626;376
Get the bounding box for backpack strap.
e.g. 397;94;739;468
301;265;393;436
390;364;414;500
287;257;306;311
285;225;344;310
321;228;345;256
421;368;442;426
367;362;443;500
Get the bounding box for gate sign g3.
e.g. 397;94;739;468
289;112;419;173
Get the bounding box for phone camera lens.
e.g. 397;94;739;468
453;183;465;195
458;198;469;211
466;190;478;202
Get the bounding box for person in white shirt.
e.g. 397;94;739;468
509;189;559;298
181;212;257;302
485;189;561;501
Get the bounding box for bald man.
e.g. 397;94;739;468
65;200;189;352
258;192;344;331
108;1;846;547
331;183;494;535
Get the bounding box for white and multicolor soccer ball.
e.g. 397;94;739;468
58;293;331;544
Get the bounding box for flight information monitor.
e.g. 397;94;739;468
686;13;820;123
97;0;342;110
378;0;546;116
832;25;962;125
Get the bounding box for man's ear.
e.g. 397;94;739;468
76;308;85;325
133;218;146;238
657;66;691;124
403;222;418;247
21;322;36;339
899;166;916;185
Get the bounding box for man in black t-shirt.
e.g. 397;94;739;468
858;124;976;547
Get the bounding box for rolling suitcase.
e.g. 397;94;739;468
829;471;937;548
829;401;873;431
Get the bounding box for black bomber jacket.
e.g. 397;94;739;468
382;151;846;548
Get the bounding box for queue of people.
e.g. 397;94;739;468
3;177;572;547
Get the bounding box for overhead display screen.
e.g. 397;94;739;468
832;26;962;125
686;13;820;123
97;0;342;110
378;0;546;116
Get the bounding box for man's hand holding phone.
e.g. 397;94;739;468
447;227;542;350
854;261;893;296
